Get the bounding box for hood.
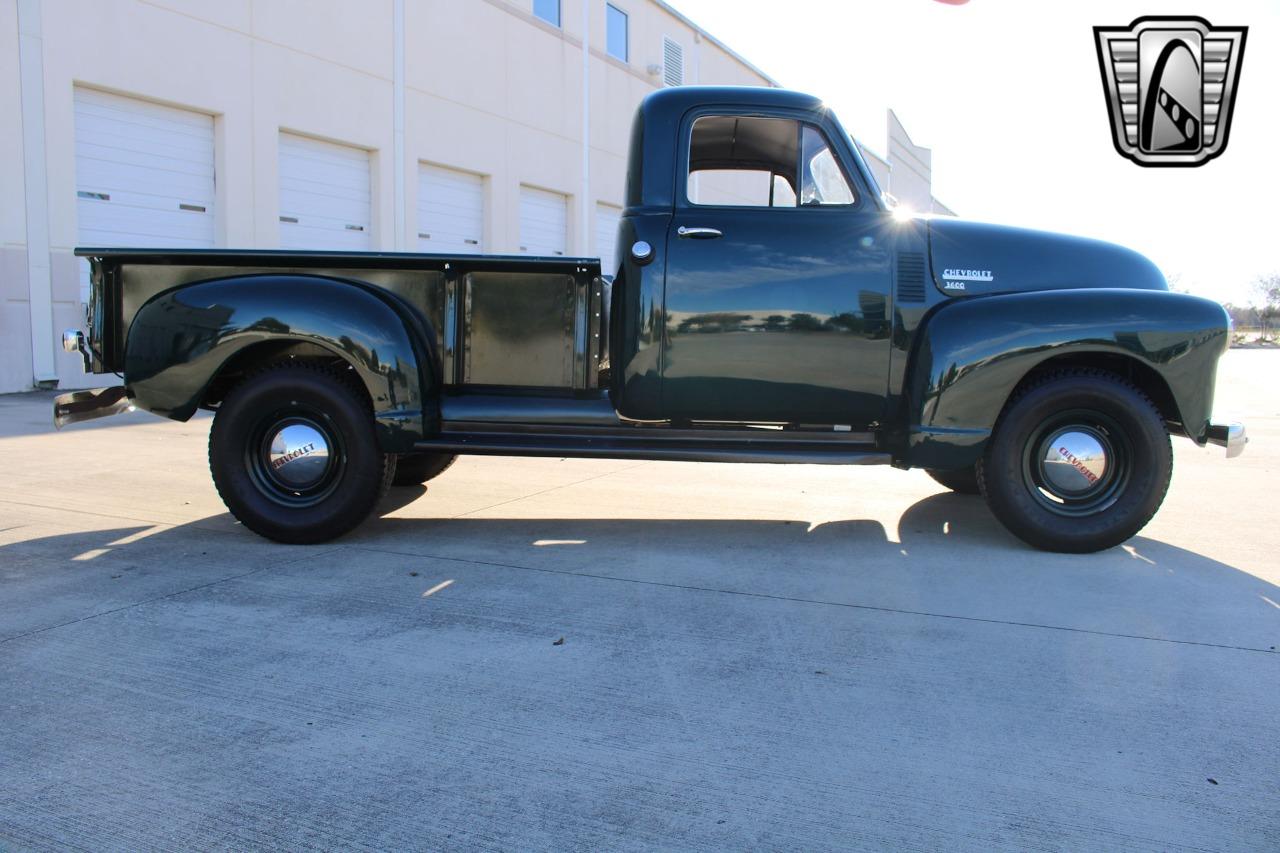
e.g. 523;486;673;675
927;218;1168;298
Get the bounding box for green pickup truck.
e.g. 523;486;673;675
58;86;1245;553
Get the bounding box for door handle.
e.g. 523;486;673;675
677;226;723;240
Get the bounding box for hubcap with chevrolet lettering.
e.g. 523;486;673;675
265;421;331;489
1040;429;1108;495
1021;411;1131;517
245;410;345;508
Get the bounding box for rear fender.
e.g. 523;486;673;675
902;288;1229;469
124;274;435;452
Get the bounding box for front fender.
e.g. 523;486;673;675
903;288;1229;469
125;274;434;452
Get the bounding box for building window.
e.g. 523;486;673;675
606;4;628;62
533;0;560;27
662;36;684;87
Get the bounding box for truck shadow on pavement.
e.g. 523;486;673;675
3;489;1277;653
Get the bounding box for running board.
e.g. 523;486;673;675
414;431;889;465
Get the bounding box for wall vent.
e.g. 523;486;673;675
662;37;684;87
896;252;927;303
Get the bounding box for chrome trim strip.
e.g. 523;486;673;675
442;277;457;384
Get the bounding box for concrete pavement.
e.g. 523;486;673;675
1;351;1277;850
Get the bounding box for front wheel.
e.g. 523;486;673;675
209;363;396;543
977;370;1172;553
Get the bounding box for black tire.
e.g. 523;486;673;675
209;363;396;544
925;466;980;495
392;452;457;486
976;369;1172;553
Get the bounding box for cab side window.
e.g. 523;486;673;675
686;116;855;208
801;125;856;206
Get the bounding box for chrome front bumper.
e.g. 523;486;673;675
1206;422;1247;458
53;386;132;430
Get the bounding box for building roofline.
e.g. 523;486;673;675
887;109;916;146
649;0;782;87
857;140;890;169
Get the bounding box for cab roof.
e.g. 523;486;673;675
639;85;827;117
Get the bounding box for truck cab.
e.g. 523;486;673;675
613;87;900;428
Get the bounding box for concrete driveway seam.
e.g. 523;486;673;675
349;543;1280;656
0;497;232;533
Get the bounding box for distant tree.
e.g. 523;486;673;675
824;312;862;333
1255;273;1280;339
787;313;826;332
1165;271;1188;294
248;316;291;335
680;312;752;333
1222;303;1258;329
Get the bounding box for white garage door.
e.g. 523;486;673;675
518;186;567;256
74;87;215;303
278;132;371;250
595;203;621;273
418;164;484;254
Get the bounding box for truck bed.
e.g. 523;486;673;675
78;248;608;395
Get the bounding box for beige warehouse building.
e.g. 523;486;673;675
2;0;949;394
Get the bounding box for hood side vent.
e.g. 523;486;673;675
897;252;927;303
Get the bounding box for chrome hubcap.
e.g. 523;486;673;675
1041;429;1108;495
265;421;331;489
1022;411;1131;518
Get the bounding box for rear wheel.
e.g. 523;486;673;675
209;363;395;543
977;370;1172;553
925;466;980;495
392;452;457;486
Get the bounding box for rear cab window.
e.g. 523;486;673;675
686;115;857;208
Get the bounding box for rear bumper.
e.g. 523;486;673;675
53;386;132;429
1206;421;1247;458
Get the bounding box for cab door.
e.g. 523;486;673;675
661;112;893;427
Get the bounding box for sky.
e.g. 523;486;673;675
671;0;1280;305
